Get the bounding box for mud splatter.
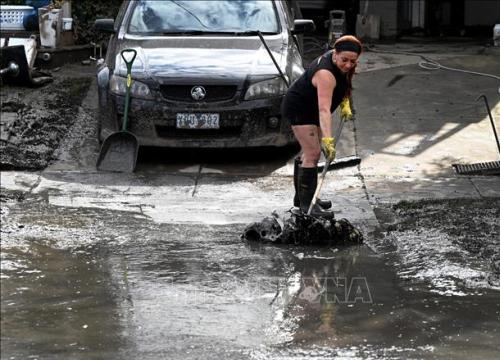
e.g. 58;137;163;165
378;197;500;293
241;211;364;246
0;77;92;170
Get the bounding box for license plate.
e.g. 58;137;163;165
176;113;220;129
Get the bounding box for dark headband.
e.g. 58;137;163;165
334;41;361;54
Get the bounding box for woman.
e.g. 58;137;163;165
282;35;362;217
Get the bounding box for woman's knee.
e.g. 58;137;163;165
302;148;321;164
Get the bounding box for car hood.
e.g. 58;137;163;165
113;37;286;82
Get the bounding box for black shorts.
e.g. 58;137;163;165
281;94;319;126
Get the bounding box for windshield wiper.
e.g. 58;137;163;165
157;30;278;36
244;30;289;87
159;30;223;35
170;0;210;29
232;31;277;36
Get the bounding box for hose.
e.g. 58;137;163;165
419;58;500;82
365;44;500;83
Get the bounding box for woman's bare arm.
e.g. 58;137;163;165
312;69;336;138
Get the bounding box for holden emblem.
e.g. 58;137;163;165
191;86;206;100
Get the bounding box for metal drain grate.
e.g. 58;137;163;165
453;161;500;175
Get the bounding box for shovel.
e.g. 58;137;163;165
96;49;139;172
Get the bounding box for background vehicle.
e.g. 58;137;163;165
95;0;314;148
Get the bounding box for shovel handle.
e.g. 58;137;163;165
120;49;137;132
121;49;137;74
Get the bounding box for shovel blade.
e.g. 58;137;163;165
96;131;139;172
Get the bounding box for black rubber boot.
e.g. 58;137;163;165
293;157;332;209
298;166;334;218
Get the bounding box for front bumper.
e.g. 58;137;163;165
99;94;295;148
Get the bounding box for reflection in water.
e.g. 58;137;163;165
291;247;363;345
101;227;295;357
266;246;369;347
1;242;126;360
255;244;500;359
2;208;500;359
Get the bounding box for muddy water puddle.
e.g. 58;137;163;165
1;200;500;359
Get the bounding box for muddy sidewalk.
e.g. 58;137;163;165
1;66;95;170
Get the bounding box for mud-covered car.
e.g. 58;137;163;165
95;0;314;148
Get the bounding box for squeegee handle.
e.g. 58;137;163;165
121;49;137;132
308;173;327;215
307;117;346;215
477;94;500;158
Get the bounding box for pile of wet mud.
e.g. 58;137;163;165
241;210;363;246
379;197;500;292
0;77;92;170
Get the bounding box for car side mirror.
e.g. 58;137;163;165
94;19;115;33
292;19;316;35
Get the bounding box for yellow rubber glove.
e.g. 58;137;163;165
321;137;336;162
340;97;353;121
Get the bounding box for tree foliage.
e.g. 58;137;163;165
71;0;122;44
0;0;122;44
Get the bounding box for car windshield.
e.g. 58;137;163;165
128;0;279;34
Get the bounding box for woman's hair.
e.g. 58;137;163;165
333;35;363;97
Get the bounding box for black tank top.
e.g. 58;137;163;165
284;50;349;121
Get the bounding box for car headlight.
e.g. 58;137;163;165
244;77;287;101
109;75;153;99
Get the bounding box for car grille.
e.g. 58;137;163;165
159;85;237;102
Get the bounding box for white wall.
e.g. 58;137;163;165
360;0;398;37
411;0;425;28
465;0;500;26
297;0;327;10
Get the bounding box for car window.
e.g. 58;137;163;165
128;0;279;34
